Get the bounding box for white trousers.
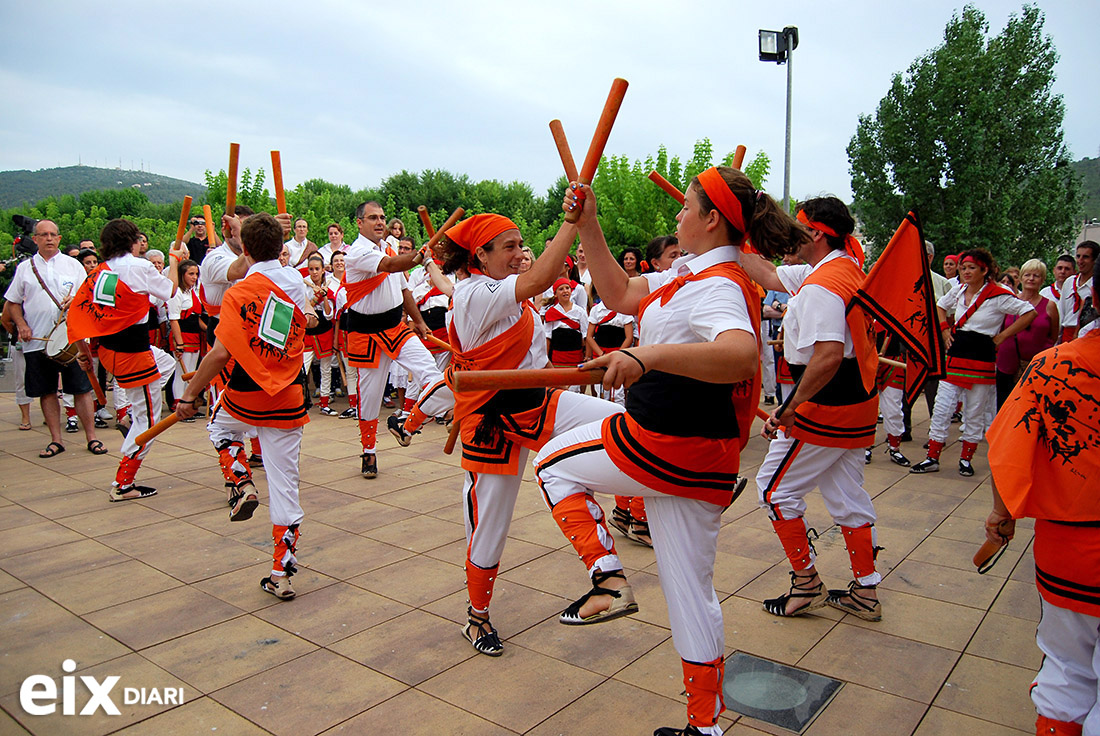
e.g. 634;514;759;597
1033;597;1100;732
303;350;334;398
534;419;724;665
353;338;442;432
207;407;304;527
881;385;905;438
13;347;31;406
119;381;161;459
464;392;621;573
756;434;880;585
929;380;993;444
761;324;776;397
171;352;199;403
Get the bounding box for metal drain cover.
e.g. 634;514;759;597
723;652;842;732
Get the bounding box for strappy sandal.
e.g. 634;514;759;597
560;570;639;625
39;441;65;458
654;724;707;736
462;607;503;656
762;570;828;617
609;506;631;536
87;440;108;455
109;485;157;502
260;575;295;600
228;481;259;522
628;518;653;547
826;580;882;621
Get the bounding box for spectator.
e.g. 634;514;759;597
3;219;103;457
995;258;1058;407
1058;241;1097;342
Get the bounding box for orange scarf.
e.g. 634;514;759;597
67;263;154;341
216;273;306;394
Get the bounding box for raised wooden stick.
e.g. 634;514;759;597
226;142;240;214
423;207;466;252
203;205;216;246
878;356;906;369
549;120;580;183
270;150;286;214
76;340;107;406
563;78;629;223
417;206;435;237
174;195;194;246
452;367;605;392
647;171;685;205
732;145;748;169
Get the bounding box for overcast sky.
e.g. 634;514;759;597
2;1;1097;204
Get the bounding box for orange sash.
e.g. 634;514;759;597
67;264;153;341
215;273;307;395
445;303;535;425
342;244;396;305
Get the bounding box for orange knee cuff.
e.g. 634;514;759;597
841;524;878;579
1036;715;1083;735
359;418;378;451
465;560;498;613
404;407;429;434
250;437;262;455
960;441;978;461
926;439;945;460
272;524;300;577
216;441;251;484
629;496;647;522
552;493;616;572
772;517;814;570
114;455;143;487
683;657;724;728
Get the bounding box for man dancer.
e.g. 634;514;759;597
343;201;442;478
741;197;884;622
1058;241;1097;342
176;213;314;600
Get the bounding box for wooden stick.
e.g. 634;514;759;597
423;207;466;252
443;419;461;455
766;339;783;347
549;120;580;183
135;414;180;447
973;519;1014;573
452;367;605;392
417;206;435;237
878;356;906;369
732;145;748;170
181;370;196;382
202;205;216;246
423;333;453;353
756;407;770;421
270;150;286;214
647;171;685;205
564;78;629;224
76;340;107;406
226;142;240;214
174;195;194;246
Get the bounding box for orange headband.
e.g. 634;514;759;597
797;209;866;268
697;167;748;242
444;213;519;255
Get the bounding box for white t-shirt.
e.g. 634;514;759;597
106;253;175;330
245;260;310;313
3;251;87;353
198;243;238;310
638;245;753;348
1058;273;1093;329
776;250;856;365
938;282;1035;337
452;273;547;369
542;302;588;340
168;287;200;321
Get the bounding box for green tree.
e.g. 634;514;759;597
848;4;1082;268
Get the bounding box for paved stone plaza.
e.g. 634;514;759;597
0;395;1039;735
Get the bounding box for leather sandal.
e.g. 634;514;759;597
762;570;828;617
463;607;503;657
228;481;259;522
628;518;653;547
560;570;638;625
609;506;631;536
826;580;882;621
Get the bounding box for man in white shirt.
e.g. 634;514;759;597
1039;253;1075;311
1058;241;1097;342
285;218;316;276
343;201;442;478
4;220;102;457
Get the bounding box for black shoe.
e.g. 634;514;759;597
94;417;108;429
248;453;264;468
886;448;911;467
951;411;962;423
958;459;975;477
763;395;776;406
910;458;939;473
65;417;79;433
653;724;707;736
865;448;873;464
900;431;913;442
361;452;377;479
338;407;357;419
387;414;415;447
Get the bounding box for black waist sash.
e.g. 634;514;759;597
948;330;996;362
788;357;877;407
594;324;626;349
346;305;403;334
421;306;447;331
100;318;151;353
626;370;737;439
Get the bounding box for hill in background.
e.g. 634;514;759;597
1071;156;1100;223
0;165;204;209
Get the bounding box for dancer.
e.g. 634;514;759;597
68;218;179;500
343;201;442;478
534;170;805;736
392;210;622;658
176;212;315;599
910;248;1035;476
544;278;588;389
303;254;337;415
740;197;885;623
168;258;203;412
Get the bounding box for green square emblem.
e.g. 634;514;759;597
258;293;295;349
92;272;119;307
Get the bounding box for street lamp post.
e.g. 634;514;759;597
758;26;799;213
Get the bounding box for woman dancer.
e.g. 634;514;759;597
303;254;337;415
534;170;806;736
168;259;203;412
910;248;1036;476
